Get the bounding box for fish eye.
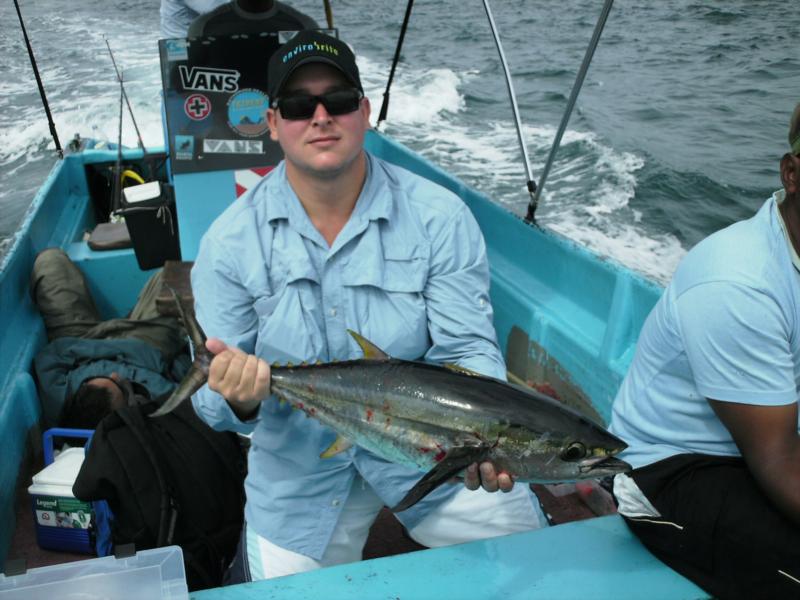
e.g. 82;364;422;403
561;442;587;461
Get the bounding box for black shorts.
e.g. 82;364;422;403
621;454;800;600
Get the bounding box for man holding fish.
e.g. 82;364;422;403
188;30;555;581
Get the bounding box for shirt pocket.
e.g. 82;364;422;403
253;294;282;319
342;248;429;359
254;261;323;363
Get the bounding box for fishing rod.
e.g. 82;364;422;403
13;0;62;158
481;0;537;216
104;37;157;183
322;0;334;29
376;0;415;130
104;38;147;156
112;70;125;214
529;0;614;222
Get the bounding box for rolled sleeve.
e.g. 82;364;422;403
190;234;261;434
676;281;796;405
423;205;506;380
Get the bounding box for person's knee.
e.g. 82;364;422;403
30;247;72;294
407;485;546;548
32;247;71;273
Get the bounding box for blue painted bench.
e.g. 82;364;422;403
191;516;707;600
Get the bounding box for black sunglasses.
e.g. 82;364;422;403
273;88;363;120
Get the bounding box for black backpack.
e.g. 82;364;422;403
73;400;246;591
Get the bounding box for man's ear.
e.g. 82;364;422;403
267;108;279;142
360;96;371;126
780;153;800;196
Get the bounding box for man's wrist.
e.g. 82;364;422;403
229;398;261;421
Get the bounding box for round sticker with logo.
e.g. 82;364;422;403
184;93;212;121
227;89;270;137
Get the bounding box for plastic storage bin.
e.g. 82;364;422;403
0;545;188;600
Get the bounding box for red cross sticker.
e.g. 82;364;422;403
184;93;211;121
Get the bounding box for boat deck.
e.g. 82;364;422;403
6;449;605;574
8;455;709;599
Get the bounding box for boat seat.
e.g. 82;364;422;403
86;222;132;251
156;260;194;317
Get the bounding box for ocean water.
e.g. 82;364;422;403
1;0;798;283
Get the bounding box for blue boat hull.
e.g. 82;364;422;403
0;133;705;598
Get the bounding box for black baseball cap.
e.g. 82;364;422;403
267;30;363;102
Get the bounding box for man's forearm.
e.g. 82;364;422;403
745;441;800;526
710;399;800;526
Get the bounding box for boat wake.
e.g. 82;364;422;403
1;30;685;283
362;58;684;283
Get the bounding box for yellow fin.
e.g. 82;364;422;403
347;330;390;360
320;435;353;458
444;363;483;377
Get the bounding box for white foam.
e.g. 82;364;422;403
546;218;685;284
0;19;164;164
2;38;685;282
359;56;465;126
360;62;684;283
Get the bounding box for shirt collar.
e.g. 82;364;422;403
262;151;394;229
352;152;393;223
773;189;800;273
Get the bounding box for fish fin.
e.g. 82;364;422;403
391;445;491;512
347;330;390;360
320;435;353;458
444;363;483;377
167;284;207;349
150;363;208;417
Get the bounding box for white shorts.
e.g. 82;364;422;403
246;475;548;580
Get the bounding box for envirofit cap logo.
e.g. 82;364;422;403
281;41;340;64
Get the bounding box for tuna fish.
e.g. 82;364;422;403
153;288;631;511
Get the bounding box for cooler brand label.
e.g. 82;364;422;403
35;497;57;510
34;496;92;529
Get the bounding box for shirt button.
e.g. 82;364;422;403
479;298;486;307
329;307;337;317
332;499;340;506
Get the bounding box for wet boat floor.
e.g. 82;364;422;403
8;452;613;572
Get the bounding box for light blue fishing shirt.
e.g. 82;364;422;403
611;192;800;469
191;152;507;559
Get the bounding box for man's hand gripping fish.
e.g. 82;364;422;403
153;289;631;511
